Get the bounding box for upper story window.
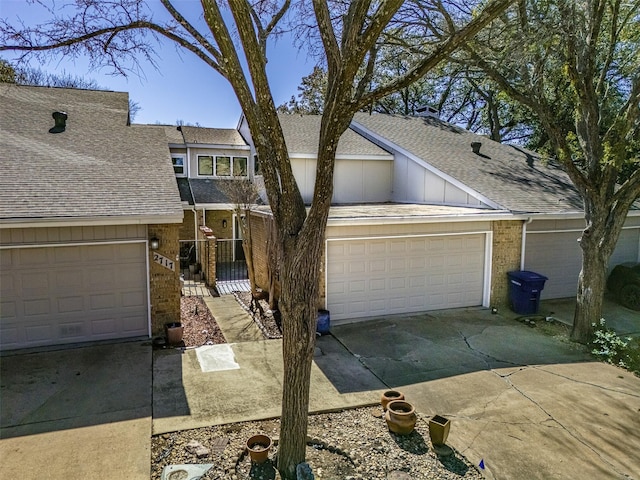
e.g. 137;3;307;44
197;155;248;178
233;156;247;176
216;156;231;176
198;155;214;175
172;155;185;176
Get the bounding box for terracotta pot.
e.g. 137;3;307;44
380;390;405;410
165;322;184;346
246;434;272;464
428;415;451;446
385;400;417;435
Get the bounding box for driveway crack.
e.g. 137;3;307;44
493;369;630;478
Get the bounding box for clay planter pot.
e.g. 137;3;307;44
246;434;272;464
428;415;451;446
164;322;184;346
385;400;417;435
380;390;405;410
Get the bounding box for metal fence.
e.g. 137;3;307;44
216;239;248;282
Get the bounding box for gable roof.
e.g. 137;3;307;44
278;113;392;159
351;112;583;214
180;126;248;147
0;83;182;225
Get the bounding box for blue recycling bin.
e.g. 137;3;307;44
317;309;330;334
507;271;548;315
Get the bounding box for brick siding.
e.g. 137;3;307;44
490;220;524;308
148;223;181;335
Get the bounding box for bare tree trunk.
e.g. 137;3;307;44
572;242;607;343
276;238;321;479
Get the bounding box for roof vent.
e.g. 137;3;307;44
49;111;68;134
471;141;482;154
415;105;439;118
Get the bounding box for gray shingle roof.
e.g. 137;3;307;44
180;126;248;146
162;125;186;145
352;112;583;214
278;113;392;158
0;83;183;222
189;179;233;204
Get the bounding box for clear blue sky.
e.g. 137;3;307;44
0;0;314;128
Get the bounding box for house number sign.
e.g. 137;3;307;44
153;253;175;271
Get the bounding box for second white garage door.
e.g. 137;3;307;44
326;234;486;321
0;242;149;350
524;227;640;299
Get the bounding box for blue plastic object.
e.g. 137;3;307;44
507;271;548;315
316;309;330;334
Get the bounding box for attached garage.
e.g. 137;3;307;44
326;234;487;321
524;218;640;299
0;230;150;351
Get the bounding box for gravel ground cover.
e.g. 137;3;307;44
151;405;482;479
153;295;482;479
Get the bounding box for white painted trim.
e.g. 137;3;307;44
327;211;517;226
521;221;528;271
185;143;250;150
290;152;394;161
0;239;146;249
325;230;490;243
145;229;152;338
484;231;493;307
527;225;640;234
350;121;504;210
0;215;183;229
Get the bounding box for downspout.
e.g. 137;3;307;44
520;217;533;270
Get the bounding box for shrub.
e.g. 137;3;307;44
591;319;639;375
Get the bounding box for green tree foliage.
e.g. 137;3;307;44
460;0;640;342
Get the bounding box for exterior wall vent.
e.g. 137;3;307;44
415;105;439;118
471;141;482;154
49;111;68;133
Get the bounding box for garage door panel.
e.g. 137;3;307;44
1;242;148;350
327;234;485;321
57;295;85;313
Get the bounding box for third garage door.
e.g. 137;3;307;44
326;234;486;321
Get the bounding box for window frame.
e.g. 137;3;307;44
197;155;214;176
172;155;186;176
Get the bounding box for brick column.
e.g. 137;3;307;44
148;223;181;336
490;220;524;308
199;226;217;288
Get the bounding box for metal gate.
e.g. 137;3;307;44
179;240;211;283
216;239;248;281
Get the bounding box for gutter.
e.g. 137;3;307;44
0;214;184;229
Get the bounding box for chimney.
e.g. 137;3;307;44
49;111;68;134
471;141;482;155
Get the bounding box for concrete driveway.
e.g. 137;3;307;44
331;306;640;480
0;341;152;480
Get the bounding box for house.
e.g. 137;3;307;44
241;112;640;323
0;83;183;351
159;124;256;283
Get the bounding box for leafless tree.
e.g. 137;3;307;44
1;1;512;476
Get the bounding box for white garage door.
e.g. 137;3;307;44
0;242;148;350
326;234;486;321
524;228;640;299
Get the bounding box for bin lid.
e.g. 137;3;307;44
507;270;548;281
